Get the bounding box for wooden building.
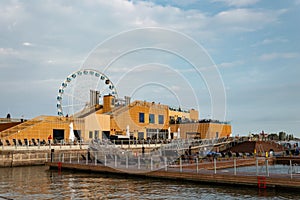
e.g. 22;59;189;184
0;95;231;145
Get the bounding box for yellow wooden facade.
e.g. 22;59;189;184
170;122;231;139
0;96;231;144
0;116;84;145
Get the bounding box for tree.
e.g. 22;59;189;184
288;134;294;141
278;131;286;141
268;133;279;141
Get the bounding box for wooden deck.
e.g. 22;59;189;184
275;156;300;165
46;161;300;190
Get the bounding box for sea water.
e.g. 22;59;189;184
0;166;299;199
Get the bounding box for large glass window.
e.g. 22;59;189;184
158;115;164;124
95;130;99;139
139;112;145;123
149;114;155;124
89;131;93;139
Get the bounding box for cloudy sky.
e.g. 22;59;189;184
0;0;299;137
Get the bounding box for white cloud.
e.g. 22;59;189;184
212;9;279;30
0;1;29;30
261;38;288;45
22;42;33;46
251;37;288;47
0;48;19;56
259;52;299;61
211;0;260;7
204;8;287;36
218;60;244;68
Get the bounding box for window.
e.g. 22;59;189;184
89;131;93;139
138;132;144;140
158;115;164;124
95;130;99;139
139;112;145;123
149;114;155;124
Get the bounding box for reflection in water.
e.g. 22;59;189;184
0;166;299;199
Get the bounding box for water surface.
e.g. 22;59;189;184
0;166;299;199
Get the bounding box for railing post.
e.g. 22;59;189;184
138;156;141;170
234;158;236;175
164;157;167;172
69;154;72;163
196;157;199;174
256;158;259;176
86;153;88;165
115;155;117;168
266;159;269;177
77;153;79;164
214;158;217;174
104;154;107;166
290;160;293;180
126;155;128;169
151;156;153;171
180;157;182;173
62;153;64;163
95;154;97;165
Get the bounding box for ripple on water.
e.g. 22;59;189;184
0;166;299;200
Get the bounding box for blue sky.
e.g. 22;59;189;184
0;0;299;137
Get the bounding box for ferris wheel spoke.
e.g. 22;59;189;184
62;103;87;108
64;92;87;103
57;69;118;116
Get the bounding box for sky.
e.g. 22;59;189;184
0;0;299;137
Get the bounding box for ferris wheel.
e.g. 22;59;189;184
56;69;118;116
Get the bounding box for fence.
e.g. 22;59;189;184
50;150;300;180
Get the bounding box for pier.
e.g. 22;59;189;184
45;148;300;191
46;159;300;190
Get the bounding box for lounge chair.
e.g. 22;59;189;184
5;140;11;146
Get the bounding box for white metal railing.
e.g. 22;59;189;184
50;151;300;180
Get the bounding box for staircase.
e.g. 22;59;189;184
0;116;43;139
